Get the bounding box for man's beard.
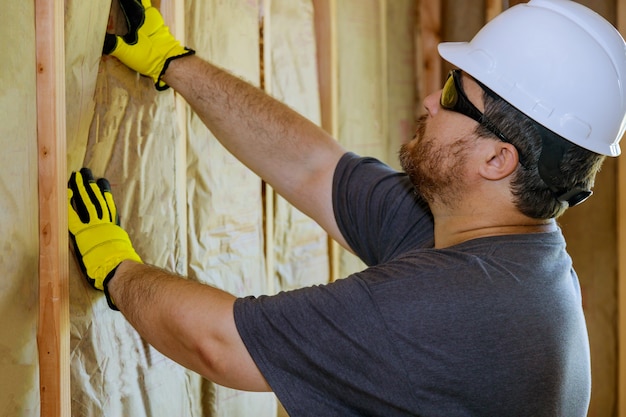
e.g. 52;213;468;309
399;116;472;207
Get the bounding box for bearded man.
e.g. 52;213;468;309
68;0;626;415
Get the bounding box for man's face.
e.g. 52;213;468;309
399;72;486;207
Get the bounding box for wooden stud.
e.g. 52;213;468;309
485;0;503;21
261;0;277;293
313;0;338;137
379;0;389;163
35;0;70;416
313;0;340;282
417;0;442;104
618;2;626;415
617;139;626;417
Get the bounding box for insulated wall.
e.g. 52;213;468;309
334;0;417;279
265;0;330;292
1;0;419;415
64;0;323;415
0;1;40;416
12;1;621;417
184;0;276;414
66;0;213;414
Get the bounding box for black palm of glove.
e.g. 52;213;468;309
103;0;195;90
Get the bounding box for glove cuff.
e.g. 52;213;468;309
155;47;196;91
103;265;121;311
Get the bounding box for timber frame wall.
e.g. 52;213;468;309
594;1;626;415
35;0;70;416
34;0;626;416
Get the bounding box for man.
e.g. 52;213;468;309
68;0;626;415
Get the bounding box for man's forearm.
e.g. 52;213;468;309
108;260;270;391
161;55;348;247
162;55;343;186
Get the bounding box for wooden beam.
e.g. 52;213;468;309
485;0;503;21
313;0;338;142
35;0;70;416
313;0;340;282
261;0;277;293
618;1;626;415
617;136;626;417
379;0;389;162
417;0;442;104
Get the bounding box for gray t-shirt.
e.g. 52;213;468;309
234;152;591;416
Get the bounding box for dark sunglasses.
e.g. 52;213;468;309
441;69;526;166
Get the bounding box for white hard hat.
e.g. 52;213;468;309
438;0;626;156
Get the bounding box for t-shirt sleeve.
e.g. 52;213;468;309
233;276;418;415
333;152;434;265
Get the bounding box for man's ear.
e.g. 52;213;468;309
479;141;519;180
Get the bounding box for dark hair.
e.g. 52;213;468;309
475;93;606;219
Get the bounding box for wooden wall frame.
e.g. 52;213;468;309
485;0;503;21
619;2;626;415
417;0;441;102
617;131;626;417
312;0;340;282
35;0;70;416
261;0;277;293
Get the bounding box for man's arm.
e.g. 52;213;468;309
110;260;271;392
162;56;348;248
104;0;350;248
68;168;270;391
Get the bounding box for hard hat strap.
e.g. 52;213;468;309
536;124;592;207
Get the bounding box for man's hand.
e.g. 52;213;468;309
68;168;143;310
103;0;195;90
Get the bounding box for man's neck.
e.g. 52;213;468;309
431;205;557;249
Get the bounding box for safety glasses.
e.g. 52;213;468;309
441;69;515;151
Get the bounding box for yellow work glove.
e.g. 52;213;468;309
103;0;195;90
68;168;143;310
